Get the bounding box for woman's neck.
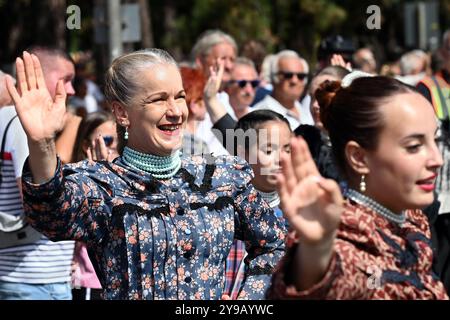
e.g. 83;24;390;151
347;181;403;215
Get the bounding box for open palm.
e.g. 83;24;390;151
6;51;66;143
277;137;343;245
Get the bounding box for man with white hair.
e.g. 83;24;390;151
253;50;314;129
396;50;428;86
191;29;238;156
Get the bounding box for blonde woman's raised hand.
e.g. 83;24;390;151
5;51;66;144
277;137;343;245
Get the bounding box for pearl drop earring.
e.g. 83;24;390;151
360;174;366;193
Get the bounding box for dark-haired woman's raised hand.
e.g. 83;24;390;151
277;136;344;290
277;137;343;244
5;51;66;183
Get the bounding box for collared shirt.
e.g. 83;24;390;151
252;94;314;130
22;154;286;300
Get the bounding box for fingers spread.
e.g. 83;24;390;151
23;51;37;90
54;80;67;106
32;54;47;89
16;57;27;95
280;151;297;194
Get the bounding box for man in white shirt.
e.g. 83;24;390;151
253;50;314;129
224;57;259;120
0;47;76;300
192;30;238;156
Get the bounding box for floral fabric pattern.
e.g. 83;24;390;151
22;154;286;300
268;200;448;300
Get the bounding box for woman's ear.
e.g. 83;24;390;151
112;102;129;127
345;141;370;175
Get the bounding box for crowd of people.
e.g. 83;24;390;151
1;28;450;300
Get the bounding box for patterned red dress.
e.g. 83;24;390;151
267;199;449;299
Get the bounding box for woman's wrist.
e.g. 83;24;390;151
292;231;336;291
28;139;58;184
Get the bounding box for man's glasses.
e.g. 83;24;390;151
278;71;308;81
103;135;114;147
228;79;260;89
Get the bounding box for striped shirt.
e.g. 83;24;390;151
0;106;74;284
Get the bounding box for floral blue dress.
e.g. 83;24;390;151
22;154;286;300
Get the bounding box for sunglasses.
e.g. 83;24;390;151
278;71;308;81
103;135;114;147
228;79;260;88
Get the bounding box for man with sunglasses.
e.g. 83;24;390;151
225;57;259;120
253;50;314;130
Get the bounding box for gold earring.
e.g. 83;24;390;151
360;174;366;193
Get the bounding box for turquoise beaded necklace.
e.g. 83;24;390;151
122;146;182;179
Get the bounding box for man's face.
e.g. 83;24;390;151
225;64;259;111
273;57;307;102
43;57;75;99
200;42;236;83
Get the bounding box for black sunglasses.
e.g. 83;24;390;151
103;135;114;147
278;71;308;81
229;79;260;88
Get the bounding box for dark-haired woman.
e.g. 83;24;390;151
225;109;291;299
294;65;349;182
268;73;448;299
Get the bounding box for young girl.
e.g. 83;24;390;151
225;109;291;299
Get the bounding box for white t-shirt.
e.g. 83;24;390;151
0;106;74;284
0;106;28;216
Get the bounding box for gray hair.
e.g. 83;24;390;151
399;50;427;75
270;50;309;84
104;48;178;154
233;57;256;70
104;48;178;107
191;30;237;60
260;54;276;83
